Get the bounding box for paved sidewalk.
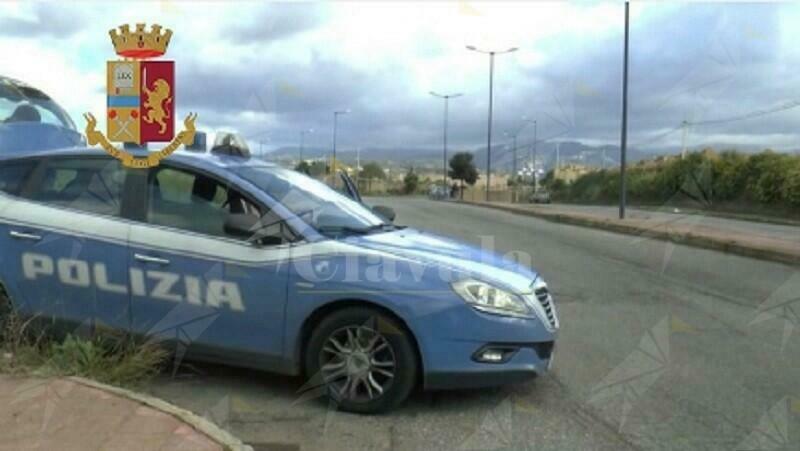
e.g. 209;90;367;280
464;201;800;265
0;375;224;451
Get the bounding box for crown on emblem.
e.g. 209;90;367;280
109;23;172;59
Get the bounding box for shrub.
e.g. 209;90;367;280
559;149;800;212
783;167;800;206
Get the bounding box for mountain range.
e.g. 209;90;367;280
264;140;659;173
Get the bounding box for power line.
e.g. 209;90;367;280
623;98;800;150
629;123;684;148
688;99;800;126
492;130;568;161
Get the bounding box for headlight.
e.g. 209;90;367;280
451;279;532;318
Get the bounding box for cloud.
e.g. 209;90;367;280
0;3;83;38
226;2;329;43
4;1;800;156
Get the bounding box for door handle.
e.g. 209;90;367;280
134;253;170;265
9;230;42;242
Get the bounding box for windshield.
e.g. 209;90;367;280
236;165;387;235
0;77;76;130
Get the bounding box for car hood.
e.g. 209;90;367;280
344;228;538;293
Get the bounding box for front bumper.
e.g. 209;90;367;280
415;303;558;390
425;341;555;389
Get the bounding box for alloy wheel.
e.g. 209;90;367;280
319;325;397;402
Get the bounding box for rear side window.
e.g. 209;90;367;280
31;158;126;217
0;160;37;196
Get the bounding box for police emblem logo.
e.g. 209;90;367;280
84;23;197;169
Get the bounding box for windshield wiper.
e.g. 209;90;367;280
317;225;373;236
317;223;398;237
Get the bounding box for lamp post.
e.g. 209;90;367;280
532;120;538;189
332;110;349;173
299;128;313;161
619;1;630;219
467;45;517;200
429;91;463;188
505;118;536;183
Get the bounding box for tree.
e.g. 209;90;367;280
403;167;419;194
294;160;311;175
308;161;328;177
449;152;479;199
360;162;386;180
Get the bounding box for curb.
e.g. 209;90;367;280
462;201;800;266
68;376;253;451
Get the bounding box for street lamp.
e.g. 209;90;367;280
430;91;463;189
332;110;350;173
467;45;517;200
504;118;536;182
531;120;538;189
299;128;313;161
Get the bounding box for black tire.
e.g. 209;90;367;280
305;307;418;414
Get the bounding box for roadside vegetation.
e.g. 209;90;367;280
0;289;167;387
542;149;800;219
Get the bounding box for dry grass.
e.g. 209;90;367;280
0;290;167;387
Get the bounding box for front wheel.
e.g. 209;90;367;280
305;307;418;414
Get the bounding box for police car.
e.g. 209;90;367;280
0;147;558;413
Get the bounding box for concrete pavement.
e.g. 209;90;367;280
142;197;799;450
0;375;227;451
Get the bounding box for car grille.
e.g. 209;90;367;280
534;286;558;329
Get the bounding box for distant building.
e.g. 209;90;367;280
555;164;594;184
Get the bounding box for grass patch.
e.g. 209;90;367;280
0;300;167;387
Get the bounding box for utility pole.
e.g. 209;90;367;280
430;91;463;188
332;110;350;173
681;120;689;159
299;128;313;161
487;53;494;199
555;141;561;178
619;1;630;220
512;135;517;181
467;45;517;201
532;120;538;188
356;147;361;188
505;118;535;187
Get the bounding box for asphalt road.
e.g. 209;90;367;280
144;197;800;451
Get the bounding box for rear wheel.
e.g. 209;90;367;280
305;307;418;414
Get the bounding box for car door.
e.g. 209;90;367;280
126;163;291;367
0;156;131;332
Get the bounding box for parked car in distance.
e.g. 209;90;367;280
428;184;452;200
529;189;551;204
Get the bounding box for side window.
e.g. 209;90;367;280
148;166;284;243
31;158;125;216
0;160;37;196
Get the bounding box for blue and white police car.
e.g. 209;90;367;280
0;143;558;413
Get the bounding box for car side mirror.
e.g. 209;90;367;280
372;205;396;222
224;213;260;239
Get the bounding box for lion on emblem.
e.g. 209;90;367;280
142;78;172;134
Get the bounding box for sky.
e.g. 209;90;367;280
1;1;800;157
